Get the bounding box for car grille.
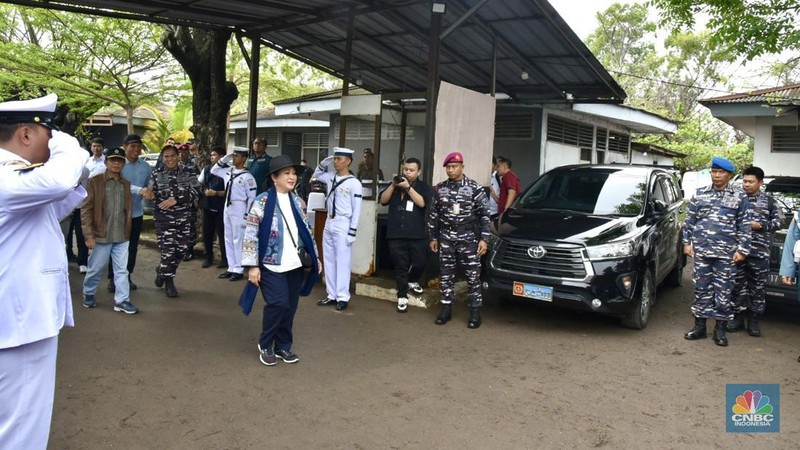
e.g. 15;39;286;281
494;241;587;278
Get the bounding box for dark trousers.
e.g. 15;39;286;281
259;267;304;352
108;215;143;279
388;238;428;298
202;208;226;263
154;210;191;278
70;209;89;265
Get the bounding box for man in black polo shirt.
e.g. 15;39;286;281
379;157;433;312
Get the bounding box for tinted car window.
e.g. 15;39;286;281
518;168;648;216
652;177;668;204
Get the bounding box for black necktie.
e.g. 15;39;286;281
225;171;234;206
331;175;337;218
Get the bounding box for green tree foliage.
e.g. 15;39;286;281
227;37;339;114
586;3;751;171
651;0;800;60
142;102;193;152
0;6;184;134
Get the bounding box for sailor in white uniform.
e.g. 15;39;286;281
212;147;257;281
0;94;89;450
313;147;362;310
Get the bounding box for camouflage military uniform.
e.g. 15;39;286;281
427;176;490;307
180;160;201;256
153;165;198;278
733;192;784;314
683;185;751;320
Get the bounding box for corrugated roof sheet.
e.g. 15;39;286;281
699;83;800;105
10;0;626;104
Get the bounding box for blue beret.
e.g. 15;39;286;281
711;157;735;173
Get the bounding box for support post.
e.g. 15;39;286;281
423;9;442;184
339;10;355;147
246;35;261;152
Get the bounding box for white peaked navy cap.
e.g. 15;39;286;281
333;147;355;158
0;93;58;129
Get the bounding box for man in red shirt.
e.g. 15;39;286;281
496;157;520;215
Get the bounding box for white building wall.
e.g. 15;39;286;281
754;115;800;177
543;142;580;172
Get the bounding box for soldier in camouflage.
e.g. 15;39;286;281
427;152;490;329
178;144;201;261
683;157;751;346
152;145;199;297
729;166;784;336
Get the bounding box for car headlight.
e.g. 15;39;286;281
586;241;635;260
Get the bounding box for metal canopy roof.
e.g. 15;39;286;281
5;0;626;104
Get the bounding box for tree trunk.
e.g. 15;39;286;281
125;105;134;135
161;26;238;166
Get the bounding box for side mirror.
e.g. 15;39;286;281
652;200;668;215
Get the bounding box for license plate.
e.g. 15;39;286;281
513;281;553;302
768;274;781;285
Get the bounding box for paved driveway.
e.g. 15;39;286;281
51;247;799;448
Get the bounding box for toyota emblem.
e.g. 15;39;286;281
527;245;547;259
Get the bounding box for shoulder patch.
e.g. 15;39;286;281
14;162;44;172
248;178;256;187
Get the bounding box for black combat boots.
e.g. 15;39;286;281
713;320;728;346
467;307;482;329
747;312;762;337
165;277;178;298
726;313;745;332
154;267;164;288
684;317;707;340
434;303;452;325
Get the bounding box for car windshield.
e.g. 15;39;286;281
766;179;800;228
518;168;648;216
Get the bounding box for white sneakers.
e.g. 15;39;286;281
79;265;88;273
396;297;408;313
408;282;423;296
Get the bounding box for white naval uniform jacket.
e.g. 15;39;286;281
0;144;88;349
312;167;362;234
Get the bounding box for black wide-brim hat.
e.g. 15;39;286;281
268;154;305;177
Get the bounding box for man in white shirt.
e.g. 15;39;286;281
213;147;257;281
85;137;107;178
0;93;89;450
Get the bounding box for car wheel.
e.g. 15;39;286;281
665;253;686;287
621;268;655;330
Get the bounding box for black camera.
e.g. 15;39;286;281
393;175;406;184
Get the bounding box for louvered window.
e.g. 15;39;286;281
772;126;800;153
547;115;593;147
302;133;329;167
495;113;534;139
596;128;607;150
333;120;413;141
607;131;630;153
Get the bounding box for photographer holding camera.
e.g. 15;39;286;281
379;157;433;312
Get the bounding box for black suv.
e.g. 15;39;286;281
484;165;685;329
765;177;800;305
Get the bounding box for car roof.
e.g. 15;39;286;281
766;177;800;193
546;164;669;177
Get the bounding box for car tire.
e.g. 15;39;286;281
621;268;655;330
665;253;686;287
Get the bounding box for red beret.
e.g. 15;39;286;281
442;152;464;166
